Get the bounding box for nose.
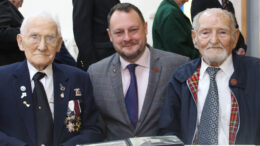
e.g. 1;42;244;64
37;38;47;51
123;32;131;41
210;32;219;45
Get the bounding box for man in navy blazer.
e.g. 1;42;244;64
0;0;25;65
0;11;103;146
73;0;120;70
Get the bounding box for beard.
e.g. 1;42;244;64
117;40;146;62
202;43;228;66
120;48;143;60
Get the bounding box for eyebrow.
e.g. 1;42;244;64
199;26;230;30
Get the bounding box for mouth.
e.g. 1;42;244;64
123;43;137;49
123;44;133;48
210;47;222;49
34;54;49;57
206;45;224;50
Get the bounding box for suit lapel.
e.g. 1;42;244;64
110;54;134;128
13;61;36;145
137;48;162;129
52;63;70;142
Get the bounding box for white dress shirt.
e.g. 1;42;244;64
28;62;54;119
120;47;150;118
197;55;234;144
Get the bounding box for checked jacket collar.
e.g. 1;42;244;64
187;66;239;144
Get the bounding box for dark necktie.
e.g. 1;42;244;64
125;64;138;127
222;0;229;9
197;67;220;144
32;72;53;146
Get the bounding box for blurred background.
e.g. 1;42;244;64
20;0;259;58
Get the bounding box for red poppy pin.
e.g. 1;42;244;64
231;79;237;85
153;68;159;72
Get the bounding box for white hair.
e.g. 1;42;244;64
192;8;237;36
20;10;61;36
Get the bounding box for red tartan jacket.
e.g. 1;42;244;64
158;54;260;144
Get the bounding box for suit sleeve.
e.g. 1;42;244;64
54;42;77;66
158;76;181;137
72;0;96;71
157;11;199;59
0;0;20;45
62;73;104;145
0;132;27;146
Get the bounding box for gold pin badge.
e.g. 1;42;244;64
23;101;30;107
60;92;64;98
60;83;65;98
74;88;82;96
60;83;66;91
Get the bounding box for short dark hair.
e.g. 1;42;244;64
107;3;145;28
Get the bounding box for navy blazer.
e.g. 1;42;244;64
73;0;119;70
0;61;104;146
158;54;260;144
0;0;25;65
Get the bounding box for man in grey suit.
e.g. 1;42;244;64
88;3;189;141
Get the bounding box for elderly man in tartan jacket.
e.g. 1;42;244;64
158;8;260;145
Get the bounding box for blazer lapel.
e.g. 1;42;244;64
137;48;162;129
110;54;134;128
13;61;36;144
52;63;70;142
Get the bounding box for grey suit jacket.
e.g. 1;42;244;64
88;46;189;141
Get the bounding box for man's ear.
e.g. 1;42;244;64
17;34;25;51
107;28;112;42
144;22;148;35
192;30;199;49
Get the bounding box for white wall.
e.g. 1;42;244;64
230;0;242;30
121;0;162;45
20;0;73;40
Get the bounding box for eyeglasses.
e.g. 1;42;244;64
21;34;59;45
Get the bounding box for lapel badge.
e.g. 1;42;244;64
60;83;66;91
60;93;65;98
74;88;82;97
21;92;27;99
153;68;159;72
113;69;116;73
231;78;237;85
20;86;26;92
60;83;66;98
23;101;30;108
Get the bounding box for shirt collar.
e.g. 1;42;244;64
200;54;234;79
27;61;53;81
120;46;150;70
